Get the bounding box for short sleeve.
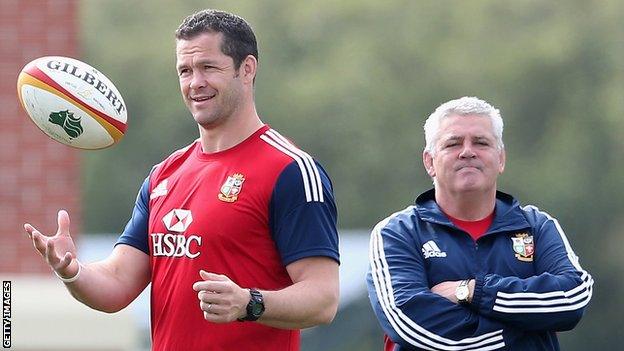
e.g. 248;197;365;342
269;161;339;266
115;176;150;255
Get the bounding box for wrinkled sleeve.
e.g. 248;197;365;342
367;214;522;350
472;207;593;331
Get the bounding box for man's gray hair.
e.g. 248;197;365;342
423;96;504;155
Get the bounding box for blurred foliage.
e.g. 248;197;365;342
80;0;623;350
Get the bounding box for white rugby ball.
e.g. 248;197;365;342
17;56;127;149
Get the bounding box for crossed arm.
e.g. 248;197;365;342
368;217;592;349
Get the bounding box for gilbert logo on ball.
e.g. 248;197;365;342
17;56;127;149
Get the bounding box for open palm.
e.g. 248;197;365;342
24;210;78;277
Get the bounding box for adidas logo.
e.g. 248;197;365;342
150;179;168;199
422;240;447;259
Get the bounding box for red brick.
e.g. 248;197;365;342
0;0;79;274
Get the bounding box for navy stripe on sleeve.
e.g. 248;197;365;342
269;161;339;266
115;176;150;255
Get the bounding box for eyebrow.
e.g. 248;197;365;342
441;135;463;142
441;135;493;143
176;59;221;71
473;136;493;141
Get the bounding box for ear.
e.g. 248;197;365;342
239;55;257;85
423;150;436;177
498;148;506;174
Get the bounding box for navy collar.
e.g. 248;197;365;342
415;189;530;235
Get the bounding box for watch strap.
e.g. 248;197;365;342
238;288;265;322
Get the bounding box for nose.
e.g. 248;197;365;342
189;71;206;91
459;143;476;159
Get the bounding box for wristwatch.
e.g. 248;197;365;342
455;279;471;304
238;289;265;322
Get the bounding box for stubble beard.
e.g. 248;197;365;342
193;87;242;129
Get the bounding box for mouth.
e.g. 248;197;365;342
456;165;482;172
190;94;216;103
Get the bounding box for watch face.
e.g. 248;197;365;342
456;287;469;301
251;303;264;316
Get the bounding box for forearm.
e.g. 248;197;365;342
472;270;593;331
258;278;339;329
61;260;143;312
368;282;520;350
59;246;150;313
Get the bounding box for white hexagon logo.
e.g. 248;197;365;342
162;209;193;233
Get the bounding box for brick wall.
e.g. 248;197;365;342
0;0;81;274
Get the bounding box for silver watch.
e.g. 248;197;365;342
455;279;471;304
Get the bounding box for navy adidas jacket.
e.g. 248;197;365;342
367;189;593;350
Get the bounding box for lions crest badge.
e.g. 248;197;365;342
511;233;534;262
218;173;245;203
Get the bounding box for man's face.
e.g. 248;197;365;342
176;32;243;127
423;114;505;194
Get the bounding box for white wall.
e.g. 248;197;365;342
6;274;138;351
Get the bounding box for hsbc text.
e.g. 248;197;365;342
151;233;202;258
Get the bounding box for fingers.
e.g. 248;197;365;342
24;223;34;238
25;218;76;275
193;271;231;292
45;237;72;270
198;296;233;323
46;239;59;266
193;280;230;293
30;230;48;257
59;252;73;270
194;273;247;323
57;210;71;237
199;270;228;281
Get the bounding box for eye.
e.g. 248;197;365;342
178;68;190;77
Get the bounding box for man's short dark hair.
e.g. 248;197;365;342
175;9;258;69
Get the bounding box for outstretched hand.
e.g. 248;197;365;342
24;210;79;279
192;270;251;323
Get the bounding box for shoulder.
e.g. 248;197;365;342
260;127;332;200
519;203;557;229
373;206;420;237
256;127;322;169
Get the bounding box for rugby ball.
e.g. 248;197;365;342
17;56;127;149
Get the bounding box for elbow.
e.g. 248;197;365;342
98;305;124;314
316;290;340;325
555;308;586;331
318;302;338;325
70;291;130;314
85;300;129;314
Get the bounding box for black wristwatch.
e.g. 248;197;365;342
238;289;265;322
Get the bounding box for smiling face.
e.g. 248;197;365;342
176;32;244;128
423;114;505;195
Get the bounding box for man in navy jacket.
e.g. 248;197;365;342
367;96;593;350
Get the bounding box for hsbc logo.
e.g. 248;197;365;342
163;209;193;232
152;209;201;259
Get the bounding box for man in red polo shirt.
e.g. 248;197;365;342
25;9;339;351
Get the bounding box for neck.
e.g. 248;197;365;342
434;186;497;221
198;102;263;154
